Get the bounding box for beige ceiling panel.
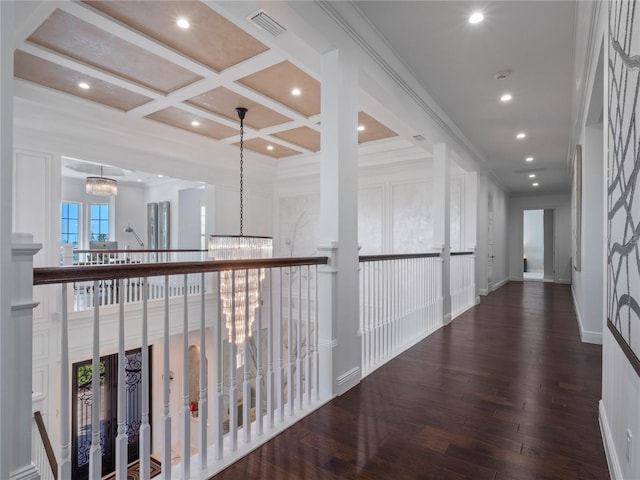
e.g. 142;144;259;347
272;126;320;152
238;61;320;117
28;9;202;94
146;107;237;140
85;1;269;72
14;50;152;111
236;138;301;158
185;87;291;130
358;112;397;144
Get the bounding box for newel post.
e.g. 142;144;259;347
8;233;42;480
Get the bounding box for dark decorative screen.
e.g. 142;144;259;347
609;0;640;360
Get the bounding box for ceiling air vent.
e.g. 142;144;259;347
248;10;286;37
413;134;426;142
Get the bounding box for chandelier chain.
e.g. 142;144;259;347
239;116;244;236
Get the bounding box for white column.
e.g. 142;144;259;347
475;173;489;296
6;234;42;480
432;143;452;325
115;280;127;480
0;3;16;478
317;48;361;397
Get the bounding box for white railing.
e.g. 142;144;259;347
450;252;476;318
359;253;442;376
34;256;326;480
62;248;208;311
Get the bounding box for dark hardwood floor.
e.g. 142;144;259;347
212;282;609;479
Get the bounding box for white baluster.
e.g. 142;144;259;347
89;281;101;480
313;265;319;401
229;274;238;451
306;265;311;405
162;276;172;480
140;280;151;480
116;280;127;480
256;270;264;435
59;284;71;480
214;272;224;460
287;266;294;416
277;268;284;422
199;272;207;469
181;273;191;480
267;270;275;429
296;267;303;410
243;270;251;444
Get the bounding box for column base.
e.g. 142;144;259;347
10;463;41;480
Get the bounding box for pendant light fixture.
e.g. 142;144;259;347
209;108;272;359
86;165;118;196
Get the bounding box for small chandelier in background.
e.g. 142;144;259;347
86;165;117;196
209;107;272;362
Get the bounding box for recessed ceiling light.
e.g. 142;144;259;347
526;156;534;162
157;174;164;178
267;145;274;151
137;178;143;182
533;182;539;187
357;125;365;132
291;88;301;96
177;18;190;29
516;132;526;139
78;82;90;90
469;11;484;24
500;93;512;102
528;173;536;178
191;120;200;127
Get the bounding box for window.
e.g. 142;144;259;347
90;203;109;241
61;202;80;246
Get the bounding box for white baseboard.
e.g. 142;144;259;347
509;276;522;282
475;295;480;305
478;288;488;296
599;400;623;480
443;313;452;325
492;278;509;291
571;286;603;345
556;278;571;284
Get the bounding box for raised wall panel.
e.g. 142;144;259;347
391;180;433;253
358;186;383;254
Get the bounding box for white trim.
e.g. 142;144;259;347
556;278;572;285
9;464;40;480
336;366;360;388
492;278;509;291
478;288;488;296
571;285;603;344
599;400;623;480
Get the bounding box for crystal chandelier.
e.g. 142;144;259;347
209;108;272;359
86;165;117;196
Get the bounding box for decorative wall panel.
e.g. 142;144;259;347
391;181;433;253
358;186;383;254
278;193;320;256
609;0;640;358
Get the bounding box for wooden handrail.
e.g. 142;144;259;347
34;411;58;480
34;256;329;285
359;253;440;262
450;251;475;256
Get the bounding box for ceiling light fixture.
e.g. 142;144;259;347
533;182;539;187
528;174;536;178
291;88;301;96
357;125;365;132
500;93;512;102
136;179;142;182
469;11;484;24
157;174;164;178
78;82;90;90
191;120;201;127
177;18;190;29
209;108;272;366
86;165;117;196
267;145;274;151
526;157;534;162
516;132;526;139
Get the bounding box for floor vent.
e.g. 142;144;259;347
248;10;286;37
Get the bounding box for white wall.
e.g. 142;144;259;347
523;209;544;272
507;194;571;284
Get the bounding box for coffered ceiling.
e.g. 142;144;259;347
13;1;398;160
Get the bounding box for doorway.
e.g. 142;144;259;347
522;209;554;281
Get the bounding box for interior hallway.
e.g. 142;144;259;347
213;282;608;479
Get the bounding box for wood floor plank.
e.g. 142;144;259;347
211;282;609;479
